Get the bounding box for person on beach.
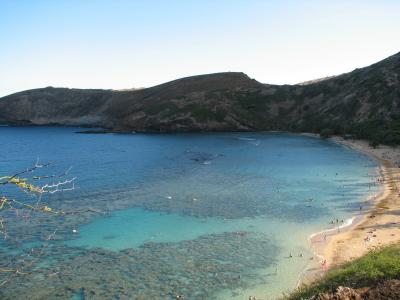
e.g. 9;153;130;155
321;260;328;270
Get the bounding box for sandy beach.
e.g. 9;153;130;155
302;137;400;284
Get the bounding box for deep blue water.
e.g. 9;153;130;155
0;127;379;299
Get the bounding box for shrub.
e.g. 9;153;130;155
369;139;379;148
320;128;334;139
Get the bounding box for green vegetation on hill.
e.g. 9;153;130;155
314;116;400;146
286;244;400;300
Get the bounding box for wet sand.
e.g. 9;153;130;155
302;137;400;284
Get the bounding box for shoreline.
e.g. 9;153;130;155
300;136;400;286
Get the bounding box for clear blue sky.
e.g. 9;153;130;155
0;0;399;96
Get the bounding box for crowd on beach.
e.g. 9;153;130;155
308;139;400;273
304;169;386;273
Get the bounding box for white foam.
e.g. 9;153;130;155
237;137;257;141
308;216;356;242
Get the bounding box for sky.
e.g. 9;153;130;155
0;0;399;97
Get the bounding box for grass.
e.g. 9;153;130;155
286;244;400;300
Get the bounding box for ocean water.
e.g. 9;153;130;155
0;127;380;299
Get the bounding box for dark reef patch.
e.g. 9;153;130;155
0;232;279;300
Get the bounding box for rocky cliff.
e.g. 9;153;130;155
308;280;400;300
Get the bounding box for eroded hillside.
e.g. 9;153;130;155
1;52;399;143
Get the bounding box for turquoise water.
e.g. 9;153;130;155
0;127;379;299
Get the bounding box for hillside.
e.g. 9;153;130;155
1;52;399;143
287;244;400;300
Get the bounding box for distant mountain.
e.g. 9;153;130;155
1;52;399;144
